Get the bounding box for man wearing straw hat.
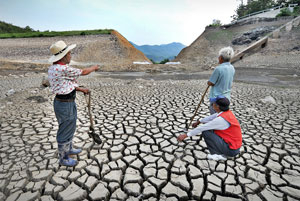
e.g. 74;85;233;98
48;40;99;167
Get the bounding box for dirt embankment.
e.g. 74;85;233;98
174;17;300;71
0;30;151;72
1;17;299;74
111;30;150;63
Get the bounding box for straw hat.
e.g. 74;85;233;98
49;40;76;63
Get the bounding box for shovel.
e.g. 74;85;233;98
184;85;210;132
84;92;102;144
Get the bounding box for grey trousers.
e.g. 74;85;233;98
202;130;240;157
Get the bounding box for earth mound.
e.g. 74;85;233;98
0;30;151;71
174;17;299;70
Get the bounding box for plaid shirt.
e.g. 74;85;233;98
48;64;82;95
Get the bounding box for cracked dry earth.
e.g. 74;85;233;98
0;73;300;201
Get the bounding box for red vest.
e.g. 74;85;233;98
214;110;242;149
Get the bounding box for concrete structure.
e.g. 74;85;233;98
236;4;298;23
231;15;300;64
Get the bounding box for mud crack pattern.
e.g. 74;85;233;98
0;75;300;201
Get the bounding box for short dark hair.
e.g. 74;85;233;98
216;97;230;111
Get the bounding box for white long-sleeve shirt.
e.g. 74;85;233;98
187;112;230;137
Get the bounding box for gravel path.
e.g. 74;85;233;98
0;72;300;201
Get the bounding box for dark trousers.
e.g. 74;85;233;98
202;130;240;157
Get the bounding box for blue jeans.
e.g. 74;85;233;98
53;99;77;144
202;130;240;157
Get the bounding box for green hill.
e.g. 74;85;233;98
0;21;112;39
0;21;34;33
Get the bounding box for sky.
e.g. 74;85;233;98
0;0;240;46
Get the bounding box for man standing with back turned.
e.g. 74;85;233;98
207;47;235;115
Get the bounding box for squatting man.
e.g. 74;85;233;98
177;96;242;161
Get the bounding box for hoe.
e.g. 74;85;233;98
184;85;210;132
85;92;102;144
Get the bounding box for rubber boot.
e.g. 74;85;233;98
68;142;82;155
58;142;77;167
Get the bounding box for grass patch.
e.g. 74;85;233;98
0;29;113;39
206;29;234;42
276;6;300;17
293;6;300;16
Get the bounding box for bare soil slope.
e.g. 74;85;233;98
0;30;150;71
234;25;300;69
174;17;296;70
75;30;151;68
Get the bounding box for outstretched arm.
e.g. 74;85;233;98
177;115;229;142
81;65;99;75
192;113;218;128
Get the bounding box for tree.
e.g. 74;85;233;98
235;3;248;18
25;26;34;32
276;7;292;16
235;0;276;18
159;59;169;64
150;59;157;64
276;0;300;5
212;19;222;26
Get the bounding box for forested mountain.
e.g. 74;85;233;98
131;42;186;62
